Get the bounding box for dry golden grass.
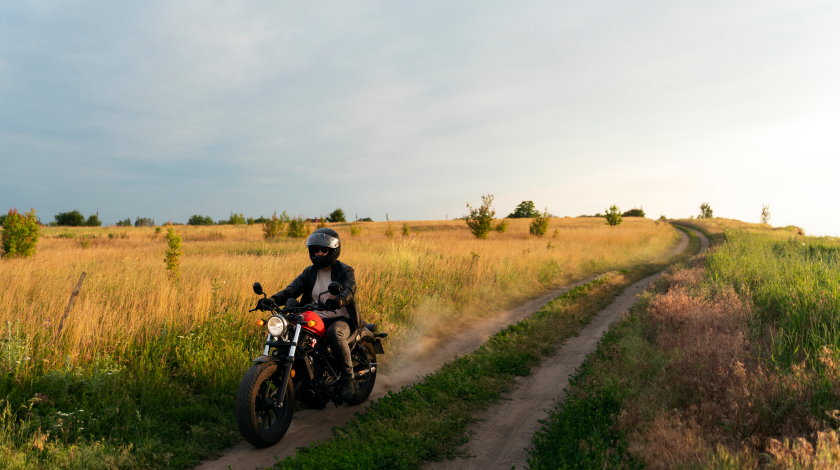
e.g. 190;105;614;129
675;217;805;240
1;217;679;367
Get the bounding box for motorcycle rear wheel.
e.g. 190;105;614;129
235;362;294;448
347;344;376;406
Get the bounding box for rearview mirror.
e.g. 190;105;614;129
253;282;264;296
327;282;342;296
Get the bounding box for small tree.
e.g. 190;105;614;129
659;215;667;221
622;207;646;218
529;208;550;236
760;204;771;225
698;202;713;219
327;208;347;223
86;213;102;226
116;217;132;227
135;217;155;227
401;222;411;236
287;215;309;238
495;219;509;233
228;213;246;225
465;194;496;239
1;208;41;258
604;205;623;226
317;216;327;229
350;223;361;237
163;223;183;280
508;201;540;219
55;210;86;226
263;211;290;239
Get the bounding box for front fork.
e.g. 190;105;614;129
274;323;301;405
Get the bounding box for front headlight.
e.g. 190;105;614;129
267;315;288;337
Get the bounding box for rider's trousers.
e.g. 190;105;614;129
323;318;354;380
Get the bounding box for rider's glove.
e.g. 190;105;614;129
270;293;287;307
324;298;343;311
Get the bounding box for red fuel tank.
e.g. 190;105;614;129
300;311;326;337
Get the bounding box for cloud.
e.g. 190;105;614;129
1;1;839;233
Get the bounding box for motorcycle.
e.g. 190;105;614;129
235;281;387;448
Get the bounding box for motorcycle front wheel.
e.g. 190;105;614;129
235;361;294;448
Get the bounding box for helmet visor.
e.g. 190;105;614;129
306;233;340;249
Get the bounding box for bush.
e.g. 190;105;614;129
187;215;214;226
508;201;540;218
227;213;246;225
115;218;131;227
1;208;41;258
134;217;155;227
163;223;183;280
698;202;713;219
86;214;102;226
327;208;347;223
622;207;645;218
254;215;269;224
384;224;395;239
357;217;373;222
55;210;86;226
529;208;550;236
760;204;770;224
263;211;290;239
246;217;254;225
659;215;667;221
401;222;411;236
317;216;327;229
604;205;623;226
465;194;496;239
287;215;309;238
350;223;362;237
495;219;509;233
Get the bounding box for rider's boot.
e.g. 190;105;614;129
338;377;356;401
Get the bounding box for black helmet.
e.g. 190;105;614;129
306;228;341;269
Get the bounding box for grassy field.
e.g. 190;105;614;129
528;219;840;468
266;227;700;470
0;217;679;469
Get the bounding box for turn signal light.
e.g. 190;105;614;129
290;369;296;378
256;319;265;326
307;320;317;327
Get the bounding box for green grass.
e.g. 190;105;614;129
267;227;699;470
0;295;262;469
705;231;840;368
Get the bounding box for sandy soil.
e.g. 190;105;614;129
195;229;698;470
426;228;707;470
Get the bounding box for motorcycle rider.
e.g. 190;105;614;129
267;227;359;401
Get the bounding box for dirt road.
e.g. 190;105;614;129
196;229;695;470
427;228;708;470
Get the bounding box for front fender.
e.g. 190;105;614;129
252;355;282;364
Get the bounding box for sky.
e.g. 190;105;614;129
2;1;839;234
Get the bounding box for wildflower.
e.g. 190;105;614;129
78;427;84;431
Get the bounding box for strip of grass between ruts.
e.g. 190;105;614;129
267;227;700;470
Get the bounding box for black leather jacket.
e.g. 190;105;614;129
271;261;361;330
